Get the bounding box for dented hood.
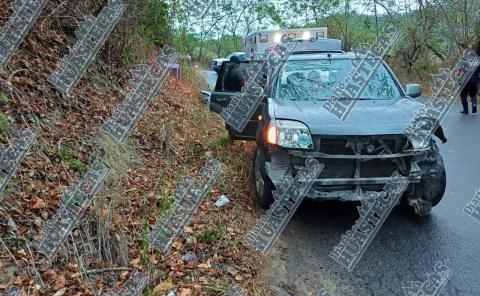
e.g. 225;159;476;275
270;98;425;136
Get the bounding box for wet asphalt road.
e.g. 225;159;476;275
202;70;218;90
200;70;480;296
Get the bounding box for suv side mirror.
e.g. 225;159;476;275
405;84;422;98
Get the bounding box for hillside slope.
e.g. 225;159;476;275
0;1;266;295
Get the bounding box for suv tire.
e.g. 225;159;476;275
252;146;275;209
409;143;447;216
419;143;447;206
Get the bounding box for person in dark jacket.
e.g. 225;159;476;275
224;55;245;91
459;48;480;114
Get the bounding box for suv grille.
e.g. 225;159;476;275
292;135;412;181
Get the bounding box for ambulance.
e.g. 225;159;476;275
243;27;328;59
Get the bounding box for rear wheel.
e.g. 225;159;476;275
252;146;275;209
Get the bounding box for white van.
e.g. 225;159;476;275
243;27;328;60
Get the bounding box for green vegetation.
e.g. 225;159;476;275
208;136;230;151
121;46;136;63
57;146;89;175
120;0;480;81
138;219;152;265
139;1;171;46
67;159;90;175
156;184;176;217
57;146;75;161
0;113;10;136
138;185;175;277
185;141;205;164
0;94;9;105
196;225;228;244
142;288;153;296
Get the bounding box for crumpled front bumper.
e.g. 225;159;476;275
265;145;430;201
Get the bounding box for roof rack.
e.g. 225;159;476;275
292;50;344;55
291;38;343;54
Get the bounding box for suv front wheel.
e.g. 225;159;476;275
408;143;447;216
252;146;275;209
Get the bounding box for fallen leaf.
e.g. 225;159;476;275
66;263;78;272
153;278;174;295
129;257;141;267
40;211;48;220
53;288;67;296
197;261;212;269
54;276;66;289
42;270;57;281
32;198;45;209
120;271;129;280
113;214;122;223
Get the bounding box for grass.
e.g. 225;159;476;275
208;136;230;151
0;94;9;105
188;106;221;143
57;146;75;161
122;46;136;64
180;62;209;91
156;184;176;217
96;133;143;179
184;140;205;164
57;146;89;175
196;225;228;245
139;219;151;266
142;287;153;296
136;184;176;279
67;159;90;175
0;113;10;136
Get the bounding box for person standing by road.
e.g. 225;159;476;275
459;47;480;114
224;55;245;91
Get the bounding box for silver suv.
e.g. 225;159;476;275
210;50;447;217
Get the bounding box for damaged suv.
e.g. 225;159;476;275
209;48;447;217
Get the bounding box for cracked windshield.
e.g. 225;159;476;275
277;59;403;101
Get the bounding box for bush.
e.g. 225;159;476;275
138;1;171;47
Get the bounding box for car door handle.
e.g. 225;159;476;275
216;97;228;102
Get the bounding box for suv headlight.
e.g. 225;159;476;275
267;120;313;149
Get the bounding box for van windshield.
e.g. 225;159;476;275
275;58;403;101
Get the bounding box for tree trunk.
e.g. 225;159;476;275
373;0;379;37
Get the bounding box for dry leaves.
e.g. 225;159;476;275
0;3;264;294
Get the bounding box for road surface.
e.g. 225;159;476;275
200;70;480;296
202;70;217;91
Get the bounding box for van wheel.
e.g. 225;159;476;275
252;146;275;209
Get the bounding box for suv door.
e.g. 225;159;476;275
209;61;263;141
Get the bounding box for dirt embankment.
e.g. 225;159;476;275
0;1;267;295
